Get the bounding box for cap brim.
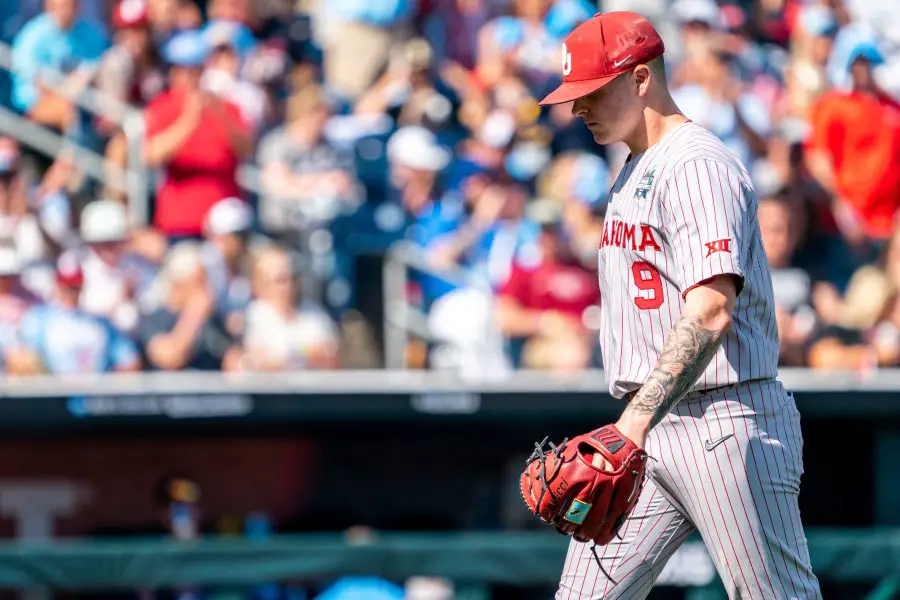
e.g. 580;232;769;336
539;74;618;106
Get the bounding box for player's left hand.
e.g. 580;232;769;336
520;424;649;545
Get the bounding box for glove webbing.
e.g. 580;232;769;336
524;436;569;523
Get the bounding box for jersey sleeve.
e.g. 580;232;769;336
661;159;751;299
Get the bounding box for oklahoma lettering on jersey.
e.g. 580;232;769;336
599;219;662;252
597;122;779;398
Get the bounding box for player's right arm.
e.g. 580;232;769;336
614;275;738;448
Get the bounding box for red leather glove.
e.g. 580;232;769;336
520;424;649;545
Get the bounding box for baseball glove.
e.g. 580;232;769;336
520;424;649;545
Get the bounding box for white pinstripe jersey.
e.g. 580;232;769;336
598;121;779;399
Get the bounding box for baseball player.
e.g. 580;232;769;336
520;12;823;599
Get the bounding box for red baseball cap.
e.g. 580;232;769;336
56;253;84;288
539;12;665;106
113;0;150;30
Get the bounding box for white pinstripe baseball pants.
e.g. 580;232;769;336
556;378;822;599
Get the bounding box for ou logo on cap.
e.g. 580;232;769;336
561;43;572;76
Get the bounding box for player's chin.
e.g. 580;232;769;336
589;128;614;145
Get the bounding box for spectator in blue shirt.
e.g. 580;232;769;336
10;0;109;130
16;252;140;375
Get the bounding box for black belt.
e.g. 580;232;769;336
623;377;775;403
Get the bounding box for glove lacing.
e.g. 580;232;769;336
522;436;569;522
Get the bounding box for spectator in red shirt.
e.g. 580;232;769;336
805;41;900;244
144;29;252;239
495;205;599;371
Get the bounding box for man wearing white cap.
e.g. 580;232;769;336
202;196;253;335
77;199;156;334
385;124;458;305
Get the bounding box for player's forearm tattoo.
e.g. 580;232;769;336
624;315;724;428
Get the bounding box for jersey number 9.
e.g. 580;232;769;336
631;261;664;310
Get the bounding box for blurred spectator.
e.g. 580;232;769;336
355;38;456;129
147;474;205;600
314;577;404;600
805;38;900;244
759;193;817;365
495;201;598;370
97;0;165;119
201;197;253;336
0;243;41;375
0;140;45;266
426;0;490;70
257;85;358;230
536;150;610;266
97;0;166;201
319;0;415;101
810;231;900;370
669;0;721;70
10;0;109;131
869;232;900;367
147;0;202;42
502;0;559;80
387;125;455;252
404;577;455;600
672;42;771;170
77;200;157;334
206;0;253;25
3;0;900;376
202;19;269;133
807;264;893;371
138;241;240;371
0;138;74;300
427;179;539;290
235;244;339;371
145;29;252;239
153;473;203;540
424;180;539;378
784;4;838;119
15;252;141;374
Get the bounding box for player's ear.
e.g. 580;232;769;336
633;65;652;96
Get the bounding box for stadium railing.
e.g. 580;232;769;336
0;42;149;223
382;241;498;369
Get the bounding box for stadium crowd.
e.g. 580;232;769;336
0;0;900;376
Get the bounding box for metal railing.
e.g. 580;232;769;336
0;40;310;228
0;42;150;224
382;240;501;370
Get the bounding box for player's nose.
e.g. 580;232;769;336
571;100;588;119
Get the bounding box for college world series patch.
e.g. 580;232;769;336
564;499;591;524
635;168;656;199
